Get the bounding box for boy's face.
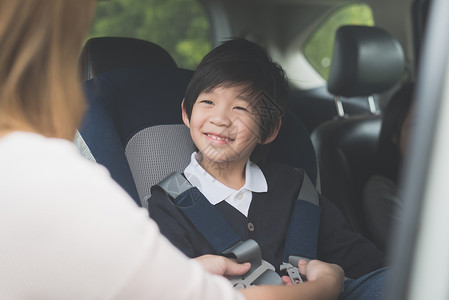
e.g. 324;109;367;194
182;85;275;170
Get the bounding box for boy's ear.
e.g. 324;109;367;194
181;99;190;128
259;119;282;144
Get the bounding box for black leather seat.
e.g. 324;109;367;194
311;25;405;239
77;37;318;207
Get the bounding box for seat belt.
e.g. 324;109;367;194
154;173;282;288
281;173;321;284
153;171;320;287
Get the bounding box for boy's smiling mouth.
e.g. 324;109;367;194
204;133;234;142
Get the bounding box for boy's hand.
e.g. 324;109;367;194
194;254;251;278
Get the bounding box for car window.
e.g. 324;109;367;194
303;3;374;80
88;0;212;70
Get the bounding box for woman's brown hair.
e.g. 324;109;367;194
0;0;95;139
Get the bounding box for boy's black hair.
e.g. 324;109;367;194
183;38;289;165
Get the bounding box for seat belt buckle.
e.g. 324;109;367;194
231;259;282;288
280;255;310;284
225;240;283;288
280;262;305;284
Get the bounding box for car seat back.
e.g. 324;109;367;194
79;36;177;80
311;25;405;237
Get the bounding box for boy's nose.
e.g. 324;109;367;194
210;109;232;127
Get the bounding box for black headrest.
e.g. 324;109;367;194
327;26;405;97
79;37;177;81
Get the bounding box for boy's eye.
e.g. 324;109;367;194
199;100;213;105
234;106;250;112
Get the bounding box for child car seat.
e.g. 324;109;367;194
77;37;318;207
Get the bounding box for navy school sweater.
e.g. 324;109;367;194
148;163;386;279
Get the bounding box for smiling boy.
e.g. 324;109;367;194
148;38;388;299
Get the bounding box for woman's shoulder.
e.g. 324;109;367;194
1;132;109;187
1;131;142;219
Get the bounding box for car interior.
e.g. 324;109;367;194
75;0;443;297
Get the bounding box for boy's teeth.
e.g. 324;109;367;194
208;134;229;141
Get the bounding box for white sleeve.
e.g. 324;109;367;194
83;165;246;300
0;136;245;300
112;215;245;300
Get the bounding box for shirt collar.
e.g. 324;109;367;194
184;152;267;205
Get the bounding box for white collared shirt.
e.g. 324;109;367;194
184;152;267;217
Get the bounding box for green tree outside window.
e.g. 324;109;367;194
304;4;374;80
89;0;211;70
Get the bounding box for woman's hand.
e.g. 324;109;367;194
194;254;251;278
